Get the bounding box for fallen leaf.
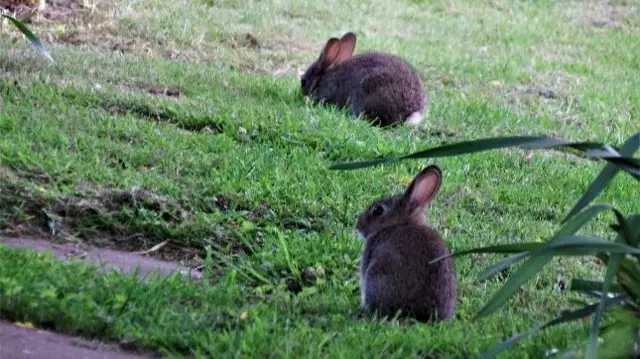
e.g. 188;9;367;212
15;321;35;329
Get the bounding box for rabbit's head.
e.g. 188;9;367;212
356;165;442;239
301;32;357;97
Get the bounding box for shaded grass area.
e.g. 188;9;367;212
1;243;589;358
1;0;639;357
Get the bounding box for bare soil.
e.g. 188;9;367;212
0;234;202;358
563;0;640;29
0;320;159;359
0;0;84;22
0;236;202;280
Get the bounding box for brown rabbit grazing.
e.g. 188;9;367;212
301;32;427;127
356;165;457;322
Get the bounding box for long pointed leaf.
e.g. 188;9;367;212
429;242;543;265
449;242;543;255
481;296;627;358
616;259;640;299
595;253;640;300
605;160;639;178
330;136;606;170
621;214;640;246
586;252;624;358
539;235;640;255
468;204;616;282
560;203;619;232
570;279;624;294
474;234;638;319
480;326;540;359
582;150;640;178
478;252;530;281
475;254;553;319
488;205;635;265
1;14;54;64
400;136;581;158
478;247;610;281
563;132;639;222
610;211;634;246
586;213;633;359
330;132;640;171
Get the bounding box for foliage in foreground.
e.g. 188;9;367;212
332;132;640;358
1;12;54;63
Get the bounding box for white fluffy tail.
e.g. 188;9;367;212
405;111;424;127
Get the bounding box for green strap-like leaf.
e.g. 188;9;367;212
453;204;617;283
475;254;552;319
559;204;620;233
330;134;639;171
1;14;55;64
594;253;640;300
474;234;639;319
540;235;640;255
480;327;540;359
330;136;545;170
478;247;603;281
563;132;639;222
610;210;635;246
617;258;640;298
585;261;622;358
583;149;640;178
428;242;543;265
570;279;624;294
480;296;627;358
443;203;613;257
472;234;631;319
622;214;640;246
477;252;530;281
585;213;633;359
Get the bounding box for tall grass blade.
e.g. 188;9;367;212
586;214;633;358
475;254;552;319
330;135;637;171
481;296;627;358
454;205;616;285
1;14;54;64
570;279;623;294
475;234;639;318
429;242;542;265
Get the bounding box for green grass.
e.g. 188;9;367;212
0;0;638;357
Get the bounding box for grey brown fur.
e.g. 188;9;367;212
356;165;457;322
301;32;427;127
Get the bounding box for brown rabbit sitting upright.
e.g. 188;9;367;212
301;32;427;127
356;165;457;322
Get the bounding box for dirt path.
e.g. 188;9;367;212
0;236;202;280
0;235;204;358
0;320;159;359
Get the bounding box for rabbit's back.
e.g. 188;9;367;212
361;224;456;321
315;52;426;126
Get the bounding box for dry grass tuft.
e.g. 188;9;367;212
561;0;640;29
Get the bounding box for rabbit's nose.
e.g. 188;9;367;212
353;229;365;239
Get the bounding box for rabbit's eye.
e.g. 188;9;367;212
301;78;307;88
371;205;384;217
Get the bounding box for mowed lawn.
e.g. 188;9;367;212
0;0;638;357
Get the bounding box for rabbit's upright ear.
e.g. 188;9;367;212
403;165;442;214
334;32;356;65
320;38;341;69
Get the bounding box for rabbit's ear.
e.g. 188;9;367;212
320;38;341;69
335;32;356;65
403;165;441;214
